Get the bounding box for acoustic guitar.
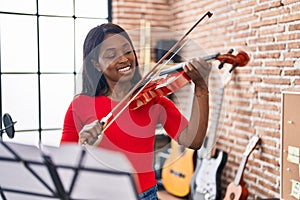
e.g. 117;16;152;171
161;131;195;197
223;135;260;200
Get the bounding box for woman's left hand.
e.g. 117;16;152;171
183;57;211;92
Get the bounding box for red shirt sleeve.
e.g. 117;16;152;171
156;96;189;141
61;102;80;143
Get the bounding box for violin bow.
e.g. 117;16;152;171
91;11;213;145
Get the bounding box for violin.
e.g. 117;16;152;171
129;50;250;110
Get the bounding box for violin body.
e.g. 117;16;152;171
130;66;191;110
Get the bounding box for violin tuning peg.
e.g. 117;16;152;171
228;49;234;54
229;64;238;73
218;49;234;69
218;62;225;69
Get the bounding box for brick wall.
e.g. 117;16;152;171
112;0;300;199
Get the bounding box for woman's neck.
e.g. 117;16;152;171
107;81;132;101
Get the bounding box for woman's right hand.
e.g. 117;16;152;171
79;120;103;146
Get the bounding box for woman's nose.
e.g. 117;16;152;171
118;54;129;63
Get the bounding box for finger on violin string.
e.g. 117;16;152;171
187;57;209;72
183;62;201;79
182;62;196;73
181;62;208;88
186;57;211;85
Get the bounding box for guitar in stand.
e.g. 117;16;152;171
190;49;250;200
223;135;261;200
190;76;229;200
161;139;195;197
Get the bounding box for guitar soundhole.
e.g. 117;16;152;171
229;192;235;200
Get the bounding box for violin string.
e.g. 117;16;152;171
92;12;213;144
145;38;190;81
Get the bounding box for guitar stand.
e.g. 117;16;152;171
0;140;140;200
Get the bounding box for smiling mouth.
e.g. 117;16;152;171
118;66;131;72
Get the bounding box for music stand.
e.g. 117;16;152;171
0;141;140;200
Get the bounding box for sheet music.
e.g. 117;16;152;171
0;141;140;200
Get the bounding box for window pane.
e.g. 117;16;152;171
75;0;108;18
75;18;107;72
0;0;110;146
2;74;39;130
0;14;38;72
39;16;74;72
40;74;74;129
2;131;40;147
41;130;62;147
38;0;73;16
0;0;36;14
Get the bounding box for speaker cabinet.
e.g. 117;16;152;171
155;40;181;63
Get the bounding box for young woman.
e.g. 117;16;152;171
61;23;210;200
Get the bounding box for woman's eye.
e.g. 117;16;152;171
125;50;132;55
105;54;116;59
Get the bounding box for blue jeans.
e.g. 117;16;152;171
139;185;158;200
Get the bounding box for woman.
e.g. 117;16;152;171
61;23;210;200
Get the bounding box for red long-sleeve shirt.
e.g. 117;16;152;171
61;94;188;193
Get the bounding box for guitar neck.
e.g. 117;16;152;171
233;156;248;186
202;86;225;158
208;87;224;136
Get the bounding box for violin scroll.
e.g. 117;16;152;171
214;50;250;73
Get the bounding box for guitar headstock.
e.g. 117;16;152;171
243;135;260;157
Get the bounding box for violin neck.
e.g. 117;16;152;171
159;53;220;76
159;63;184;76
203;53;220;61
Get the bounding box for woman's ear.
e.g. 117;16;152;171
91;59;101;72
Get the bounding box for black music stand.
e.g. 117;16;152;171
0;141;140;200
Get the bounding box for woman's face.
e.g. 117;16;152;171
96;33;137;86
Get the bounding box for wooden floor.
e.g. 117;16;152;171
157;190;189;200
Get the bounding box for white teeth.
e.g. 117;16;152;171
118;66;131;72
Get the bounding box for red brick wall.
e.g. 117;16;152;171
112;0;300;198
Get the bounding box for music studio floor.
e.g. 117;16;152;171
157;190;189;200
